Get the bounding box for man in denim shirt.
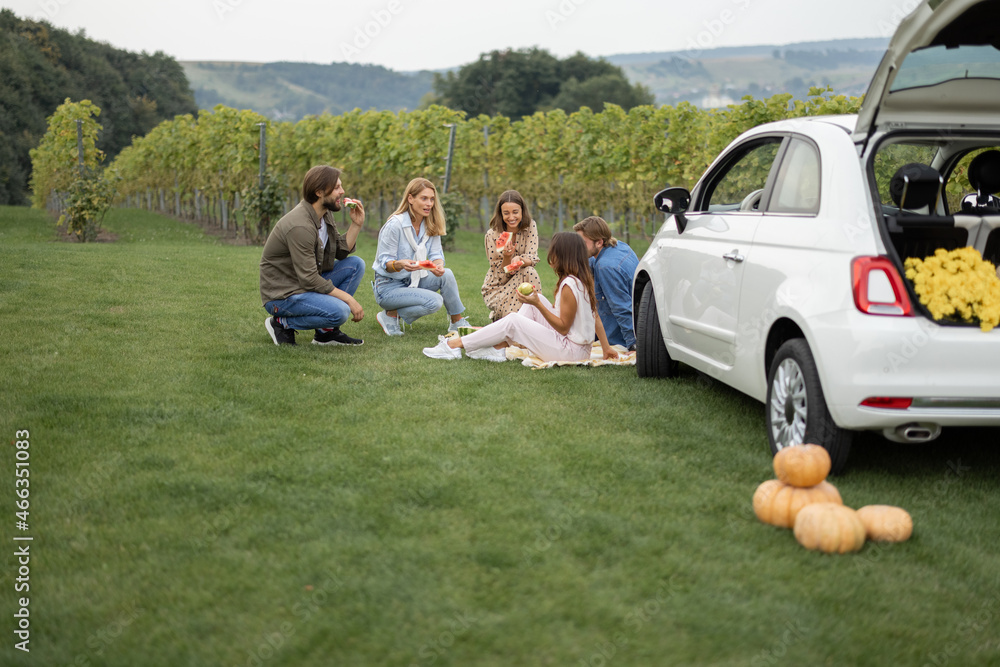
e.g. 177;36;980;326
574;216;638;350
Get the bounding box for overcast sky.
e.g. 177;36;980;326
2;0;916;70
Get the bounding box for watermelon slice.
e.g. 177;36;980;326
496;231;511;249
503;259;524;274
417;260;436;269
343;197;361;209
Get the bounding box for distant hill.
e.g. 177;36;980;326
604;38;889;65
181;37;889;122
605;37;889;107
181;61;434;120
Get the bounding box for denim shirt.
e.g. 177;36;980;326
590;241;639;348
372;212;445;284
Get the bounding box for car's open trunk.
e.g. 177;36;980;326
886;210;1000;267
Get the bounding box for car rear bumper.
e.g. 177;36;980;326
854;400;1000;429
808;313;1000;430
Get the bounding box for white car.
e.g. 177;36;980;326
633;0;1000;472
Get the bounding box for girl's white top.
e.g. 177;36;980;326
555;275;595;346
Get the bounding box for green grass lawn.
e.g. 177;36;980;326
2;206;1000;666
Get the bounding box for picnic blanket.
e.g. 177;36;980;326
505;342;636;369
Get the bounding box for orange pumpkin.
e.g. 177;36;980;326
773;444;831;488
856;505;913;542
793;503;867;553
753;479;843;529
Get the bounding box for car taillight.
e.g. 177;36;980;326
852;256;913;316
860;397;913;409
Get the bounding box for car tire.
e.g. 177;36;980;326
636;281;677;378
766;338;852;474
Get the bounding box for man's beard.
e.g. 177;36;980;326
323;196;341;213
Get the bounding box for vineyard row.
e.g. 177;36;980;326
31;89;863;241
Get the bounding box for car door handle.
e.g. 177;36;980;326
722;249;745;263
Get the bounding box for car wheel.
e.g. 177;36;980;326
636;281;677;378
766;339;852;474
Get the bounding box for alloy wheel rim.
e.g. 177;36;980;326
770;358;808;448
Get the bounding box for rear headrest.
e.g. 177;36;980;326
968;150;1000;195
890;163;942;210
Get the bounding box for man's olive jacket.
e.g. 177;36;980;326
259;200;354;305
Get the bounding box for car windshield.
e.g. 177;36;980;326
890;44;1000;91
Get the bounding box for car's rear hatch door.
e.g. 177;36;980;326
852;0;1000;146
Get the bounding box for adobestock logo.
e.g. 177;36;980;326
545;0;589;30
681;0;753;60
36;0;71;19
339;1;404;60
876;0;921;37
213;0;245;21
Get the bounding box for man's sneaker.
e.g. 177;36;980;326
448;317;472;333
422;339;462;360
377;311;404;336
312;328;363;346
467;346;508;362
265;317;296;346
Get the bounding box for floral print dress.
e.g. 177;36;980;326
481;221;542;321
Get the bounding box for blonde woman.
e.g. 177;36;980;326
371;177;469;335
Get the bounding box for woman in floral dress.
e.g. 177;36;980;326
481;190;541;321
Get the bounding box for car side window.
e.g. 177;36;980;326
768;138;821;215
702;139;783;213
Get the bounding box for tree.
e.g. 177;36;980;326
431;47;652;118
558;51;619;82
59;166;116;242
549;74;654;114
0;9;197;205
29;98;105;210
432;47;560;118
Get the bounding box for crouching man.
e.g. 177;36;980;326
259;165;366;346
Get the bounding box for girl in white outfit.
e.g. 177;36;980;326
423;232;619;363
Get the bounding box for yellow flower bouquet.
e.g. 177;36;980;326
903;247;1000;332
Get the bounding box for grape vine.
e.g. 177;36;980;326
37;88;868;241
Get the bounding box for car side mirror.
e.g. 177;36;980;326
654;186;691;234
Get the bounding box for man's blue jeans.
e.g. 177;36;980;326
264;256;365;330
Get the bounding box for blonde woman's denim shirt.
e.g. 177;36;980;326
372;212;445;285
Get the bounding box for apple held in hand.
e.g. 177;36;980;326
518;283;534;296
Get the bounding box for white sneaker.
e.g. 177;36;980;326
448;317;471;333
422;339;462;360
377;311;404;336
467;346;507;362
